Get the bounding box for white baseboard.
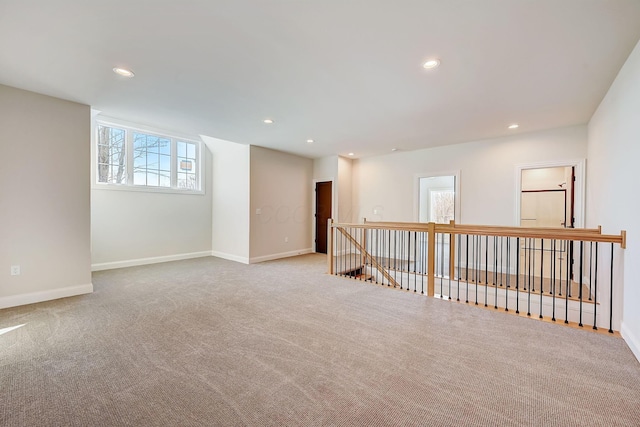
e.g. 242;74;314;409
211;251;250;264
621;322;640;363
91;251;212;271
0;283;94;310
250;248;313;264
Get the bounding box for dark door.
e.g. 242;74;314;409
315;181;332;254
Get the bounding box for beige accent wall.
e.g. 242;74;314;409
249;146;313;261
0;84;92;308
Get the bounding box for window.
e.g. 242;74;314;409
97;126;126;184
429;189;455;224
96;122;202;192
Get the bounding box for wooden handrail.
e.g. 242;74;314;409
335;227;400;288
334;221;625;248
329;218;627;332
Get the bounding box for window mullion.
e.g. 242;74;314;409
171;138;177;188
127;130;133;185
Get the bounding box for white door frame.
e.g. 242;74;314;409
514;159;586;228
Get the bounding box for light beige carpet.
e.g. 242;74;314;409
1;254;639;426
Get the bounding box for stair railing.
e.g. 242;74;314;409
328;219;626;333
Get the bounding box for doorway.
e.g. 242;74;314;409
519;166;575;280
520;166;574;228
315;181;332;254
417;173;458;277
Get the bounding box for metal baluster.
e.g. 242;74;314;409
593;243;599;330
527;238;532;317
465;234;469;303
499;236;503;288
579;241;584;326
457;233;461;302
565;240;570;324
485;235;489;306
413;231;418;292
505;237;510;311
516;237;520;314
494;236;499;310
589;241;593;301
558;240;563;296
609;242;614;333
475;235;479;305
400;230;404;290
493;236;498;290
552;239;556;322
421;232;425;294
539;239;544;319
448;233;452;300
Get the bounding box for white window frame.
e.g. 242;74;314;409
93;117;204;195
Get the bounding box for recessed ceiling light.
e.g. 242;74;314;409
263;119;274;124
348;152;354;156
113;67;135;78
422;59;440;69
508;123;519;129
306;139;314;144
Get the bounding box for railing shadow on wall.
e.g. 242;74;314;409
327;219;626;333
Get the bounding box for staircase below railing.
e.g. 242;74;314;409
328;219;626;333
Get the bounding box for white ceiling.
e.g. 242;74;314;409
1;0;640;159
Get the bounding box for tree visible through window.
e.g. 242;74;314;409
133;132;171;187
97;126;126;184
430;190;455;223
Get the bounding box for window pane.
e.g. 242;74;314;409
177;141;187;158
160;154;171;171
159;171;170;187
134;171;146;186
187;143;196;158
147;172;159;187
97;125;126;184
159;139;170;155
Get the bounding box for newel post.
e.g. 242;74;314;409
427;222;436;297
327;218;334;274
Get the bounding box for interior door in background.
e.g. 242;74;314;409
315;181;332;254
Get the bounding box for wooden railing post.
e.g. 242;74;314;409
427;222;436;297
327;218;334;274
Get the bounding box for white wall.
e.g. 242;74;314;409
588;39;640;358
204;136;250;263
91;158;213;268
337;156;354;223
353;125;587;226
0;85;92;308
250;146;313;262
313;155;338;182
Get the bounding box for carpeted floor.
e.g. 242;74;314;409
1;254;640;426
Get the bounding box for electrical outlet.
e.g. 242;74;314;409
256;208;261;215
284;237;289;243
10;265;20;276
